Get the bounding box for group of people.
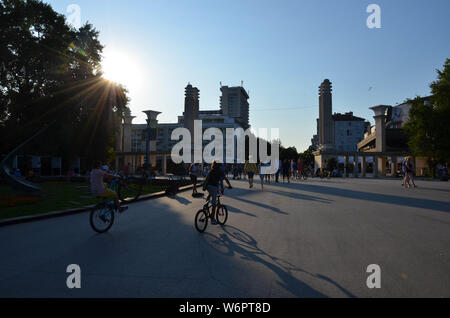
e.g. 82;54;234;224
401;156;417;188
241;158;312;190
276;159;312;184
188;158;310;193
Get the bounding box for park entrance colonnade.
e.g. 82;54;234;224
313;151;412;178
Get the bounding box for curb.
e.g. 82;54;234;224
0;183;202;227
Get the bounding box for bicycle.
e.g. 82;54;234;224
194;190;229;233
90;178;123;233
117;174;143;202
89;177;131;233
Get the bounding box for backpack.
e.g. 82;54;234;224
202;171;211;191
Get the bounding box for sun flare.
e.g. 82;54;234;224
101;50;142;90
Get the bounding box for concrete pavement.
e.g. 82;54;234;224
0;177;449;297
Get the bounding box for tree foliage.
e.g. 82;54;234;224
298;146;315;168
280;146;298;161
0;0;129;168
403;59;450;173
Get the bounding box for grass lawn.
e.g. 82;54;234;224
0;181;166;221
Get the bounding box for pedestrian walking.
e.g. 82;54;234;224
189;163;202;196
405;157;417;188
258;161;266;190
401;157;409;187
275;159;282;183
291;160;298;181
244;156;257;188
238;163;243;180
282;160;290;183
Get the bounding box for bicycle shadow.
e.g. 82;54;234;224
199;225;356;298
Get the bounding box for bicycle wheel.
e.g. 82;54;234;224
118;177;143;202
216;204;228;225
90;203;115;233
195;209;208;233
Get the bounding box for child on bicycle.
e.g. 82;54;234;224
204;161;232;225
90;161;128;213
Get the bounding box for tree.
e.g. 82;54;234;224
298;146;315;168
280;146;298;161
0;0;129;170
403;59;450;177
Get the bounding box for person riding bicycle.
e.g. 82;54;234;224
204;161;232;225
90;161;128;213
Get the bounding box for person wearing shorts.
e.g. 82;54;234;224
244;157;257;188
205;161;232;225
258;162;266;190
90;161;127;212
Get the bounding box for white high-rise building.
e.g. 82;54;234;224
220;85;250;129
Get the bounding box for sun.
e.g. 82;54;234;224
101;50;142;90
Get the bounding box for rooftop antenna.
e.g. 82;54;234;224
241;80;243;87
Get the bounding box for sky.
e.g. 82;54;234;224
46;0;450;152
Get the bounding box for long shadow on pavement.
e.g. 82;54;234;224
226;205;257;218
265;189;333;204
275;182;450;214
200;225;356;298
418;187;450;193
231;195;289;215
166;195;192;205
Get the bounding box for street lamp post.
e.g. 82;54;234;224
143;110;161;168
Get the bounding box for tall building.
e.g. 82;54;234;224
183;83;199;138
312;79;369;152
333;112;367;152
318;79;334;149
220;85;250;129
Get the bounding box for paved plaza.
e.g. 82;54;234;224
0;178;449;297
